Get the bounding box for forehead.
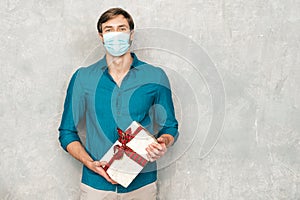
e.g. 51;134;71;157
102;15;129;28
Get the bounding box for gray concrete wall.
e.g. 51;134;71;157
1;0;299;199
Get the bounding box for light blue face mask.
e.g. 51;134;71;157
103;32;131;57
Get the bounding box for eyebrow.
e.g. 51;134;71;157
103;24;128;29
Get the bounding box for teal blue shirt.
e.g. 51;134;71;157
58;52;178;193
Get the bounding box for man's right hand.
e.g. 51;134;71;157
86;160;118;185
66;142;118;185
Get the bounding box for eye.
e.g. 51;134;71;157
103;28;111;33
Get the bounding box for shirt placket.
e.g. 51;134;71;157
115;70;131;121
116;89;122;117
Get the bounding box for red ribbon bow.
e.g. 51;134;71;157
103;126;148;171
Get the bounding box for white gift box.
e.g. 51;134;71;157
100;121;157;188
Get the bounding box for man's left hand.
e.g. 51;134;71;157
146;134;173;162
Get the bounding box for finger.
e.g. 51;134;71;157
96;167;118;184
146;153;155;162
150;144;167;156
157;137;166;144
150;142;163;151
93;161;101;166
157;138;168;148
149;145;161;155
146;149;156;158
107;177;118;185
147;146;162;158
149;153;160;161
151;142;166;152
146;146;156;155
149;149;163;160
105;176;118;184
98;161;108;167
146;148;156;160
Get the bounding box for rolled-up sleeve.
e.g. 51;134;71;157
58;69;85;151
154;69;179;142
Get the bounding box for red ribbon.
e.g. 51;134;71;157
103;125;148;171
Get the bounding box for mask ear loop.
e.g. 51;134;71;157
99;32;105;44
129;30;134;46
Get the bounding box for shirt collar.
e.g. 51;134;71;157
100;52;140;71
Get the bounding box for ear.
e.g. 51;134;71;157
130;30;134;41
98;32;104;43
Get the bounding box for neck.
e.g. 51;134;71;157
106;52;133;74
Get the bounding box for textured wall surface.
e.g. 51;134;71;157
1;0;299;199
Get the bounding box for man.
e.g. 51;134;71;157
58;7;178;200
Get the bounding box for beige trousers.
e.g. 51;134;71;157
79;182;157;200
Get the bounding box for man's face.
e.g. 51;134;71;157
99;15;134;42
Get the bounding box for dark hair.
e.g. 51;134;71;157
97;8;134;33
